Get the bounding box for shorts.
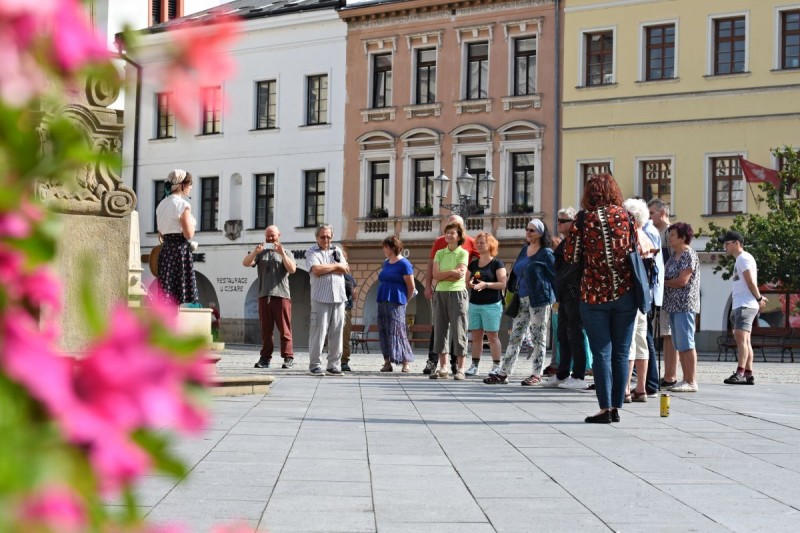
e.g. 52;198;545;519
657;307;671;337
732;306;758;332
468;301;503;332
669;311;696;352
628;310;649;360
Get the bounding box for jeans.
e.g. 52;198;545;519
556;286;587;381
645;308;659;393
580;291;637;409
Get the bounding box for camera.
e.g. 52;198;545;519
262;242;275;251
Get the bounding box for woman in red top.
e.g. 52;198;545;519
565;173;638;424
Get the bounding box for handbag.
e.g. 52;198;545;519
504;291;520;318
627;221;652;315
148;243;162;277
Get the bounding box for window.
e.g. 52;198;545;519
304;170;325;227
645;24;675;80
586;31;614;86
200;177;219;231
641;160;672;205
155;92;174;139
714;17;746;75
201;86;222;135
254;173;274;229
369;161;389;214
511;153;535;212
152;181;163;232
581;162;611;185
415;48;437;104
151;0;182;26
466;42;489;99
464;155;486;214
782;10;800;69
711;156;744;215
306;75;328;125
413;158;435;215
255;80;277;130
371;54;392;108
513;37;537;96
778;155;799;200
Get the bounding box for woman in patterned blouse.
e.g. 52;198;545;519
565;173;638;424
662;222;701;393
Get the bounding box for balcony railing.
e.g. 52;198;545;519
355;211;540;240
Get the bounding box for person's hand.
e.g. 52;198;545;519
474;281;487;292
274;242;284;255
425;287;433;300
759;296;768;309
339;262;350;274
254;243;264;254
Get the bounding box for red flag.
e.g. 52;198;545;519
739;156;781;188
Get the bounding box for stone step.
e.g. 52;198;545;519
210;375;274;396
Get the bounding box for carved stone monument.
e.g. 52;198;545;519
39;76;141;352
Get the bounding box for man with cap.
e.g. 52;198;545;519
719;231;767;385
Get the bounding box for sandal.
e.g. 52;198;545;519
631;391;647;402
380;363;393;372
401;365;410;373
624;393;632;403
521;375;542;386
483;374;508;385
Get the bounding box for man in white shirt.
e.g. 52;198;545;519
719;231;768;385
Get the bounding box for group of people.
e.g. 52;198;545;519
155;169;766;424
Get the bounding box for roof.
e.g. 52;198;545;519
149;0;342;32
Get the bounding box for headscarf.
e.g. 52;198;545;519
528;218;545;235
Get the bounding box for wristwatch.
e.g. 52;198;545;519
757;295;764;302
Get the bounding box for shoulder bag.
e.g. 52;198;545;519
627;220;652;315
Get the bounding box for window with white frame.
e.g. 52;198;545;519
711;156;744;215
152;180;163;232
463;155;486;215
513;37;536;95
151;0;182;26
155;92;174;139
511;153;535;213
306;75;328;126
200;86;222;135
644;24;675;81
415;48;437;105
713;16;746;75
640;159;672;205
200;177;219;231
304;170;325;227
581;161;611;185
369;161;389;215
254;173;274;229
255;80;277;130
371;53;392;109
413;158;435;215
781;9;800;69
585;31;614;86
466;42;489;99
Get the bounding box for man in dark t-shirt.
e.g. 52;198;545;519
243;225;296;369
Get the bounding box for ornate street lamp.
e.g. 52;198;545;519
433;168;495;220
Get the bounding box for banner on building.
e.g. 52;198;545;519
739;155;780;188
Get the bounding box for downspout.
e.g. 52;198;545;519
552;0;562;227
114;37;142;197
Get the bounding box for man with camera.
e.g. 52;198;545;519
243;225;296;369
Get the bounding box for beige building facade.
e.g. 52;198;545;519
561;0;800;347
338;0;560;327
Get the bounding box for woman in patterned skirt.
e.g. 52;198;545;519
156;169;199;306
377;235;416;372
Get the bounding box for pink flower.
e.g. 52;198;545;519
211;523;257;533
18;486;86;532
50;0;109;72
21;266;62;311
0;244;23;284
0;211;30;237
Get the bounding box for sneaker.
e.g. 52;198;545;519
341;363;352;372
670;381;698;393
465;363;479;376
559;376;589;390
423;360;436;375
254;360;271;369
489;363;501;375
723;372;748;385
646;388;658;398
326;367;343;376
309;367;324;376
660;378;677;389
453;371;466;380
543;365;558;376
541;376;564;388
746;375;755;385
281;358;294;369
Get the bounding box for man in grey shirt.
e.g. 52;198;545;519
243;225;296;369
305;224;349;376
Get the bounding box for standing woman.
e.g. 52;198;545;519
484;219;554;386
662;223;701;393
430;223;470;380
465;232;507;377
377;235;416;372
565;173;637;424
156;169;199;306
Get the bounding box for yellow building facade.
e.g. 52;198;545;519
561;0;800;346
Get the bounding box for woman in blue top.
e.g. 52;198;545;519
377;235;416;372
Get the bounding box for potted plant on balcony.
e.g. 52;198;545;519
369;206;389;218
511;203;534;214
413;204;434;216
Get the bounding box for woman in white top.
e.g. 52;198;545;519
155;169;199;305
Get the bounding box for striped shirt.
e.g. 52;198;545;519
305;244;347;304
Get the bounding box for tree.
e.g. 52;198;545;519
701;146;800;291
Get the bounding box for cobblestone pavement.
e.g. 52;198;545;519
115;344;800;532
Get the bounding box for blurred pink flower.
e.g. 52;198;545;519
51;0;109;72
0;211;30;238
21;266;62;311
18;486;86;532
0;244;23;284
211;523;257;533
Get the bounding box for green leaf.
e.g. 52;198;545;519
130;431;189;479
77;255;106;337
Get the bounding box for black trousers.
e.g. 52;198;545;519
556;286;587;381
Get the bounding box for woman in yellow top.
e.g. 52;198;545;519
430;222;470;380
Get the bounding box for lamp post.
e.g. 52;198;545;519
433;168;496;220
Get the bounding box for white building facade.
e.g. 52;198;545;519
122;2;347;346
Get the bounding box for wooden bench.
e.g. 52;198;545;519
752;327;791;362
407;324;433;348
780;328;800;363
717;333;737;362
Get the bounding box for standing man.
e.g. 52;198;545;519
642;213;664;396
647;198;677;388
306;224;349;376
720;231;767;385
423;214;478;375
243;225;296;369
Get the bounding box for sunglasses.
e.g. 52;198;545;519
558;218;573;224
525;228;538;233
